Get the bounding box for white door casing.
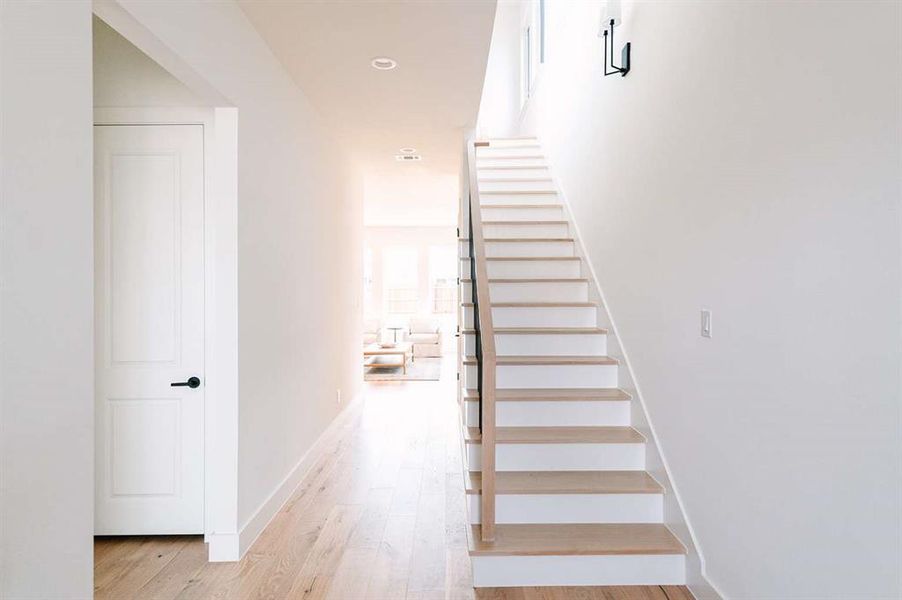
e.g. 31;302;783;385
94;124;205;534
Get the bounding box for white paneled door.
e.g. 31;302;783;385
94;124;205;534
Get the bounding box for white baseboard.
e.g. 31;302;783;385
207;533;240;562
690;578;725;600
235;392;364;560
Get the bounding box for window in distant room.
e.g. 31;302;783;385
384;246;418;314
429;245;457;314
363;246;374;312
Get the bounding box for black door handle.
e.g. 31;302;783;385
171;376;201;389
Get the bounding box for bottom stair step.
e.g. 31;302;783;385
468;523;686;587
468;523;685;556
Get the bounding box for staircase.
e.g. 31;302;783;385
458;138;687;587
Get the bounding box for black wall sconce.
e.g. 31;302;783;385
603;19;630;77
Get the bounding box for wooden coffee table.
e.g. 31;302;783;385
364;343;412;374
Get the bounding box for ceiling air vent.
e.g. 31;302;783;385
394;154;422;162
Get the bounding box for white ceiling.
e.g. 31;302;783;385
238;0;497;224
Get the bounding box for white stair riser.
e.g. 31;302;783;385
467;493;663;524
480;206;563;221
462;305;597;328
461;281;588;303
479;168;550;180
480;193;559;206
460;239;574;258
461;258;581;279
466;442;645;471
464;399;629;427
479;180;557;193
476;146;543;158
483;223;569;238
486;241;574;258
470;555;686;587
463;332;607;356
464;363;618;389
477;158;548;168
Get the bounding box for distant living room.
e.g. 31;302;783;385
363;225;458;381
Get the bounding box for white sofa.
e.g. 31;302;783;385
405;317;441;357
363;317;381;346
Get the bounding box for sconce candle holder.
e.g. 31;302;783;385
603;18;630;77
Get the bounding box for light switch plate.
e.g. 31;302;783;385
701;309;712;338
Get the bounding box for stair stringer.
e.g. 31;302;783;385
540;146;724;600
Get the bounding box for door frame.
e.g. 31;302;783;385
94;107;240;561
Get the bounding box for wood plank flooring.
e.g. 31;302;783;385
95;362;693;599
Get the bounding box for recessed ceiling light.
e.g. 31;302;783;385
395;154;422;162
371;57;397;71
399;147;417;154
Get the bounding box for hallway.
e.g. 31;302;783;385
95;367;692;599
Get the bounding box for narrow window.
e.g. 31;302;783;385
429;245;457;314
383;246;419;314
521;0;545;108
539;0;546;63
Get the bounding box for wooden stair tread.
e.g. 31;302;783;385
476;155;545;159
461;302;596;307
467;523;686;556
477;138;540;144
463;355;617;366
460;237;573;242
464;426;644;444
463;388;630;401
479;204;561;209
461;256;580;261
477;177;553;182
482;237;574;242
460;327;607;335
476;143;540;148
465;471;663;495
477;165;549;170
479;135;539;148
479;190;555;195
460;277;588;283
482;220;567;225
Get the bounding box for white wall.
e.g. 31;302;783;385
476;0;522;140
479;1;902;598
97;1;365;553
364;170;458;227
93;16;205;108
0;1;95;598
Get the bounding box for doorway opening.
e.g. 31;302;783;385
362;226;459;383
92;13;240;569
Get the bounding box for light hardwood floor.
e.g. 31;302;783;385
95;363;693;599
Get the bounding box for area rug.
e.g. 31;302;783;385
364;357;442;381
